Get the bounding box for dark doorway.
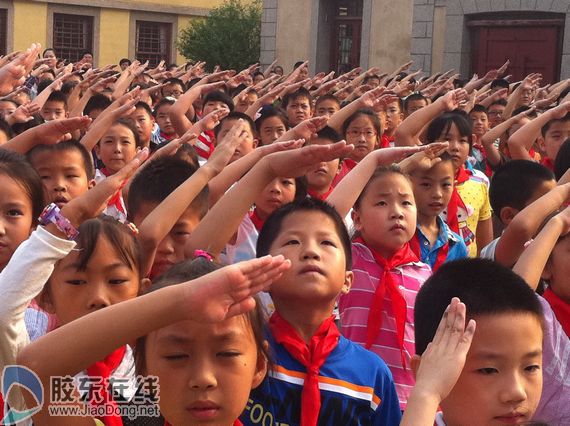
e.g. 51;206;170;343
469;15;563;84
330;0;363;73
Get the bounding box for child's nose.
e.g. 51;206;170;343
499;373;527;405
188;358;217;390
87;284;111;311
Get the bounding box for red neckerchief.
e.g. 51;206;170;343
307;186;333;201
99;167;111;177
160;131;176;142
165;421;243;426
354;236;418;369
97;169;127;215
446;166;470;234
85;346;127;426
543;288;570;336
249;208;265;232
269;312;340;426
380;134;394;149
541;156;554;171
409;228;448;272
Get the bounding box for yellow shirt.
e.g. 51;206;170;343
456;173;491;257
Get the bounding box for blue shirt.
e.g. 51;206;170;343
241;334;402;426
416;216;468;268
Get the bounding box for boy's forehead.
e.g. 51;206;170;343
221;118;253;134
44;101;65;109
546;120;570;134
277;210;338;236
289;95;310;105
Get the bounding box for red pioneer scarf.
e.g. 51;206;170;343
354;237;418;369
249;208;265;232
543;288;570;336
409;229;449;272
269;312;340;426
307;186;333;201
85;346;127;426
446;166;470;234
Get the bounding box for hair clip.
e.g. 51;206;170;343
254;107;263;121
123;221;139;236
194;249;213;262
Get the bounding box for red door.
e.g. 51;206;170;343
471;22;562;84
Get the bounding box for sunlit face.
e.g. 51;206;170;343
306;137;340;195
315;99;340;118
438;122;471;170
439;313;543;426
286;95;312;127
43;49;57;68
132;201;201;280
258;116;286;146
217;119;257;163
40;100;67;122
404;98;428;117
0;174;34;271
488;105;505;128
145;315;266;426
352;173;416;258
345;115;378;162
411;160;454;219
131;107;155;148
470;111;489;137
385;101;403;134
254;177;296;220
162;84;184;99
45;236;141;326
268;211;352;308
0;100;17;118
235;92;258;113
95;123;138;175
203;100;230;117
541;120;570;161
155;104;175;136
30;149;93;208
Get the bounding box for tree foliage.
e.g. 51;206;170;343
178;0;262;71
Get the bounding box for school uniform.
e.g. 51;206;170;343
339;241;432;409
241;321;402;425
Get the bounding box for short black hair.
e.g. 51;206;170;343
254;105;288;133
554;138;570;181
541;113;570;137
84;94;112;116
153;97;175;117
313;126;341;144
403;93;428;111
135;101;153;118
469;104;488;115
202;90;234;112
127;156;207;221
282;88;312;110
415;258;543;354
27;140;95;180
315;94;340;109
489;160;554;219
162;78;185;93
489;98;507;108
214;111;256;139
491;78;510;90
256;197;352;269
37;79;54;94
119;58;131;66
426;111;473;149
44;91;68;110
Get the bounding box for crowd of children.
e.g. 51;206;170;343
0;43;568;425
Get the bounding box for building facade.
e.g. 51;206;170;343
261;0;570;83
0;0;228;67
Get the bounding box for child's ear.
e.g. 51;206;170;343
38;286;56;315
88;179;96;189
541;257;553;281
94;144;100;157
253;138;259;149
341;271;353;294
140;278;152;294
410;354;421;379
538;136;546;153
252;341;269;389
351;209;362;232
499;206;519;226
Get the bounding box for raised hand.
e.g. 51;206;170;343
438;88;469;111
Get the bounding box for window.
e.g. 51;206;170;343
0;9;7;56
53;13;93;63
136;21;172;67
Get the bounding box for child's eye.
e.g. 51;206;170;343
66;175;80;179
525;365;541;373
322;240;337;247
403;200;414;206
109;278;129;285
420;182;431;188
477;367;498;375
6;209;23;217
65;279;86;286
164;354;189;361
375;201;387;206
217;351;241;358
284;239;299;246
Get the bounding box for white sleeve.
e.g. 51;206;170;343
0;226;76;371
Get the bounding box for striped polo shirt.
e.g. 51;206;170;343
339;241;432;409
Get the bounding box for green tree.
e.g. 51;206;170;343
178;0;261;71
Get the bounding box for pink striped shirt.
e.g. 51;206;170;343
339;241;432;409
